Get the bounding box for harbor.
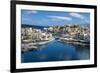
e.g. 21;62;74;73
21;40;90;63
21;23;90;62
21;24;90;53
21;10;90;63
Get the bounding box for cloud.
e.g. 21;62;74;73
69;13;84;19
22;17;33;22
47;16;72;21
84;19;90;23
26;10;38;14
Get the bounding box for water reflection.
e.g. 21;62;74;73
21;40;90;63
70;44;90;60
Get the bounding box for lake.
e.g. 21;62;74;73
21;40;90;63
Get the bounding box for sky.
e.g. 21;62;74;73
21;10;90;26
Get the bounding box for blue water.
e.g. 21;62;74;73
21;40;90;63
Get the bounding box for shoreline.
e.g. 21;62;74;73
21;38;55;52
59;37;90;46
21;37;89;53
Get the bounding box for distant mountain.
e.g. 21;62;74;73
22;24;49;30
22;23;90;30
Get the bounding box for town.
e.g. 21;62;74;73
21;24;90;52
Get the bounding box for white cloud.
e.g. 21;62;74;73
22;18;29;21
47;16;72;21
84;19;90;23
26;10;38;14
69;13;84;19
22;17;32;22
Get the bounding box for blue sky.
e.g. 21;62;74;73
21;10;90;26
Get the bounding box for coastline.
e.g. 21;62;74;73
22;37;89;53
60;37;90;46
21;38;55;52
